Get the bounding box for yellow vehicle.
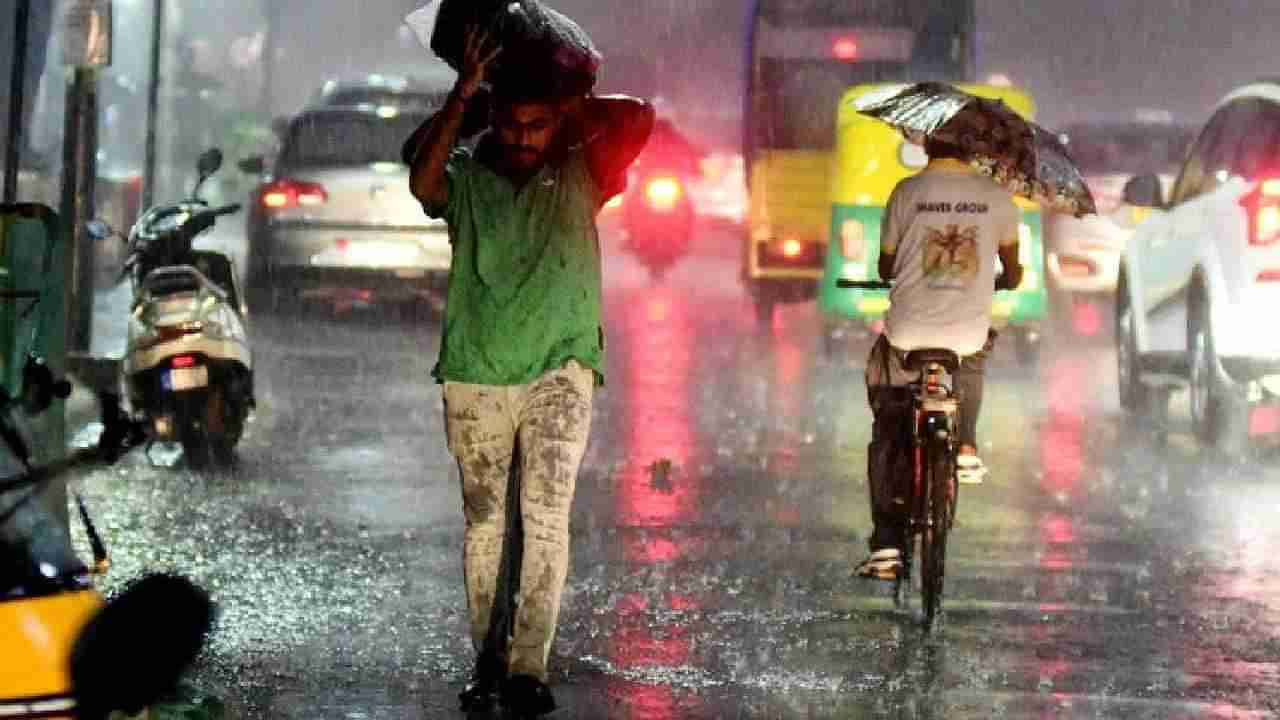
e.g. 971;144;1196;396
820;83;1049;364
1;206;212;720
743;0;977;328
1;417;212;720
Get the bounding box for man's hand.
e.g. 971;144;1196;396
579;95;656;204
407;26;500;211
456;27;501;101
996;243;1023;290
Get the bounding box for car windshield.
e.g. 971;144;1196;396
280;112;427;168
1062;127;1193;176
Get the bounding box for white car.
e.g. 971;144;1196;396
240;106;450;311
1117;81;1280;450
1045;123;1191;294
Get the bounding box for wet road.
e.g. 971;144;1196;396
70;222;1280;719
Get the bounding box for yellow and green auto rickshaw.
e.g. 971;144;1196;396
819;83;1048;365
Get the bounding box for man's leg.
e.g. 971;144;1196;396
955;336;991;484
863;336;914;557
955;354;986;451
443;383;518;658
508;361;595;683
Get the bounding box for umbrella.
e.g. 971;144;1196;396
857;82;1096;217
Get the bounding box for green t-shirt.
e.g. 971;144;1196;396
425;144;606;386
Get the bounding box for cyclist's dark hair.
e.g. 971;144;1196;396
924;137;967;161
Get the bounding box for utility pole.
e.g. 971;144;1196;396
259;0;280;118
3;0;32;204
142;0;165;208
59;66;99;355
59;0;114;355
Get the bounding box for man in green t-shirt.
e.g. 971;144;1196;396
405;28;654;716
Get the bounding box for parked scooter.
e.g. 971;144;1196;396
91;149;253;467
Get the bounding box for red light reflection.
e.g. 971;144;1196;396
605;286;703;718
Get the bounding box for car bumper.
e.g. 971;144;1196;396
266;222;451;273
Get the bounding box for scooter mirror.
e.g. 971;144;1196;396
237;156;266;175
70;573;213;720
196;148;224;179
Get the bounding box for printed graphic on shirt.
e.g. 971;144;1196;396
923;224;980;289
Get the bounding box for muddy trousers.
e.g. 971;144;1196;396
865;335;987;551
443;361;595;682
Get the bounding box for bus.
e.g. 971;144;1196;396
743;0;977;328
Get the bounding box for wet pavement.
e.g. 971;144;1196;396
67;220;1280;719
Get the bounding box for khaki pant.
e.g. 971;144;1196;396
443;361;595;681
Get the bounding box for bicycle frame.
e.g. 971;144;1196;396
896;361;961;625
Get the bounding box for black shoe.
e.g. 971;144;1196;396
500;674;556;717
459;656;506;710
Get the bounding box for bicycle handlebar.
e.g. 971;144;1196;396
836;275;1014;291
837;279;891;290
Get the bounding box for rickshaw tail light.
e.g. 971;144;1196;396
782;238;804;258
841;219;865;261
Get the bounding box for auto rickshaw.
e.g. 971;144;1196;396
818;83;1049;365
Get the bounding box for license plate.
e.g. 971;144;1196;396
163;365;208;391
394;269;427;279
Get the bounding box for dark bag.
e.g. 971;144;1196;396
430;0;600;99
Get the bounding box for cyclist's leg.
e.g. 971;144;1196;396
955;343;989;483
861;336;913;574
955;356;985;451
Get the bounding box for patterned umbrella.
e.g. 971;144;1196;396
857;82;1096;217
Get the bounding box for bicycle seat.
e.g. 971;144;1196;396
904;348;961;374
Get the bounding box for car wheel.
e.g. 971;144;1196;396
1188;302;1248;455
1116;292;1146;412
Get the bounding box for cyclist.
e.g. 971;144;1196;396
855;136;1023;580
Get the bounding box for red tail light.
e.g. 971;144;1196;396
172;354;198;368
644;176;683;212
261;179;327;211
832;37;859;61
1241;178;1280;246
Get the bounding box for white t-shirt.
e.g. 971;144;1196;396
881;159;1020;356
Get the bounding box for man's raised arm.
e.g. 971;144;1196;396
578;95;656;199
407;28;500;211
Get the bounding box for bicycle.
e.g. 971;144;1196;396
838;278;965;629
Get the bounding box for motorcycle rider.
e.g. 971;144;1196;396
405;27;654;716
855;136;1023;580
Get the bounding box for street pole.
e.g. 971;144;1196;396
142;0;164;208
59;67;98;355
260;0;279;118
3;0;32;204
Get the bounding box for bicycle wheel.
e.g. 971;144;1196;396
920;439;955;628
893;536;912;608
